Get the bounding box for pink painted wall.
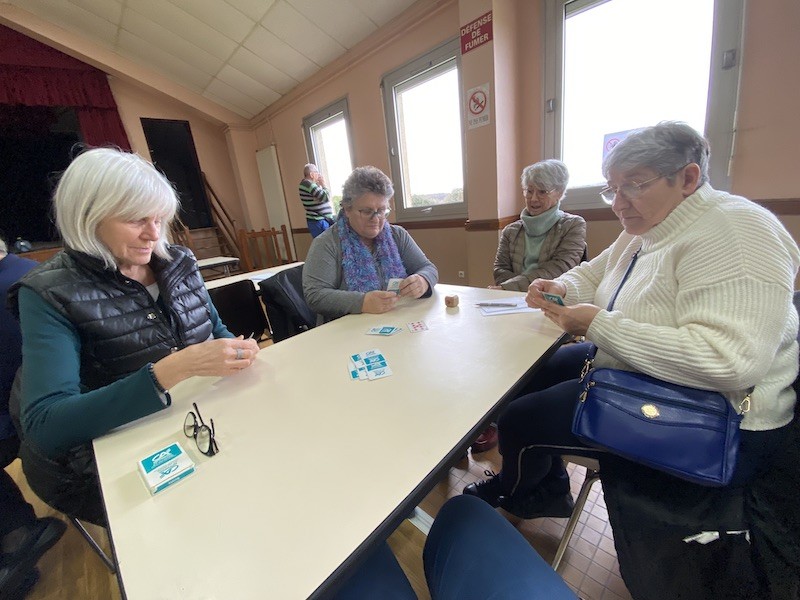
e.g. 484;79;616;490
458;0;496;224
730;0;800;200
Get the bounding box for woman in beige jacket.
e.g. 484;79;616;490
493;160;586;291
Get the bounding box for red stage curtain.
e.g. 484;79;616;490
0;25;131;150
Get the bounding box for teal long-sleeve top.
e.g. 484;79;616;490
17;286;232;458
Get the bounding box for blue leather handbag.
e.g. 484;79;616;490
572;367;744;486
570;248;748;487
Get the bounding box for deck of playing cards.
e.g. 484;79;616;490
348;349;393;381
138;442;195;495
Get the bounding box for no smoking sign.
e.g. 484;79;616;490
466;84;490;130
469;90;487;115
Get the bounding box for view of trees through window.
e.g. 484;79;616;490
395;64;464;209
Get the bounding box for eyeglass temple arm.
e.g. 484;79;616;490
193;402;207;427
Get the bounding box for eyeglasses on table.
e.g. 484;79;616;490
183;402;219;456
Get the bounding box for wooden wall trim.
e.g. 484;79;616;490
464;215;517;231
290;198;800;235
401;218;467;230
757;198;800;214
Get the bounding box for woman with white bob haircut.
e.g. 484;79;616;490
8;147;259;524
492;159;586;291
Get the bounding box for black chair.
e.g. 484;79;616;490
208;279;269;341
258;265;317;342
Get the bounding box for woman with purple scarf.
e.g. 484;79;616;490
303;166;438;322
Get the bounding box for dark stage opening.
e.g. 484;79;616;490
0;104;82;248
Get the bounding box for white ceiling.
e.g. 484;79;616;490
7;0;420;119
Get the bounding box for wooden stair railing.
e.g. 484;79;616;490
202;172;239;258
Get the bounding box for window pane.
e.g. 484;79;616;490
310;115;352;213
395;64;464;208
562;0;714;187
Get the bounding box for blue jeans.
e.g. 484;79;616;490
334;495;576;599
308;219;330;238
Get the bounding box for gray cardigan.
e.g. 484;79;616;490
303;224;439;320
493;212;586;291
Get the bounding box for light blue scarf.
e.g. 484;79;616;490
520;205;562;271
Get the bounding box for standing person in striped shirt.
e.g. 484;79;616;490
299;163;335;238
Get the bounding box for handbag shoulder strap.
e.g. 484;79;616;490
607;247;641;311
585;248;642;365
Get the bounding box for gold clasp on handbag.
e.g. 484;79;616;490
640;404;660;419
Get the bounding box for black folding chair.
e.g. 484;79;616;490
208;279;269;341
258;265;317;342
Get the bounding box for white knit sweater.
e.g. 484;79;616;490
558;183;800;431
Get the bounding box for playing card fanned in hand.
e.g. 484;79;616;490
387;278;402;293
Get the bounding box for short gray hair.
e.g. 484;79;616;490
341;166;394;208
0;237;6;255
54;148;179;269
602;121;710;185
303;163;318;178
521;160;569;195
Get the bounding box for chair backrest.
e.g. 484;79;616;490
237;226;293;272
207;279;268;341
793;291;800;403
258;265;317;342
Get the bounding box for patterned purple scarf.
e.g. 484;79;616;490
338;213;407;292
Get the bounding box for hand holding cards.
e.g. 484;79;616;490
387;278;403;293
541;292;565;305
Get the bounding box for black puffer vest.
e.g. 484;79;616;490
9;245;212;390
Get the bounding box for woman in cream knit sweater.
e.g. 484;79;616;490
465;122;799;524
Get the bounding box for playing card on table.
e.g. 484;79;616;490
387;278;402;293
406;321;428;333
348;349;392;381
348;358;367;380
366;326;401;336
367;365;393;380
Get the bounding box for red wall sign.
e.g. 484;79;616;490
460;11;493;55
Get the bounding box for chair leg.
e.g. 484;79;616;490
69;516;116;574
551;465;601;572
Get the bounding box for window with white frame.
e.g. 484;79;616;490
302;98;354;213
382;39;466;221
543;0;744;209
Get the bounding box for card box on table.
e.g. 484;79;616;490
137;442;195;495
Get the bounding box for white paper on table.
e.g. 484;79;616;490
477;296;538;316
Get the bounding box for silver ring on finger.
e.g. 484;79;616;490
235;348;244;360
